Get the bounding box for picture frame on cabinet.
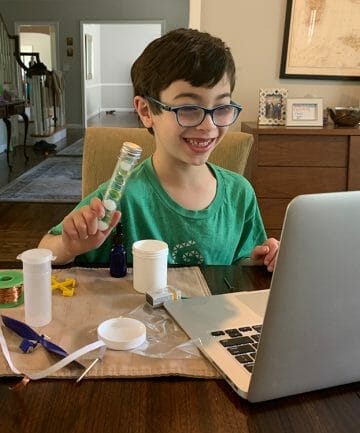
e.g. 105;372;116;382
286;98;323;126
258;88;288;125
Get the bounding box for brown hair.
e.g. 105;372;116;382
131;28;236;114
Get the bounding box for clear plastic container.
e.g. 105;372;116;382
17;248;55;327
98;142;142;231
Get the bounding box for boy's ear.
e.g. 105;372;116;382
134;96;154;128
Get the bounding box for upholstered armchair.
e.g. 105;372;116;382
82;127;253;198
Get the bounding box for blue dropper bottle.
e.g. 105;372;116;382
109;223;127;278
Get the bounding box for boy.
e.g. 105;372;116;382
39;28;278;270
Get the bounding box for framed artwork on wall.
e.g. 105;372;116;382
286;98;323;126
258;88;288;125
280;0;360;80
85;34;93;80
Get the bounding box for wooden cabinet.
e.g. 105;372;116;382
241;122;360;238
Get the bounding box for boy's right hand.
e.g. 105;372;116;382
62;197;121;258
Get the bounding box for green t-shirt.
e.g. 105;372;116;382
49;157;266;266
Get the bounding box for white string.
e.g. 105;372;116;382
0;324;106;380
0;325;21;375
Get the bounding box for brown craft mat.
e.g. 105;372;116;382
0;267;220;379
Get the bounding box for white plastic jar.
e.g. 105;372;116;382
132;240;168;294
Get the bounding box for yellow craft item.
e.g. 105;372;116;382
51;275;76;297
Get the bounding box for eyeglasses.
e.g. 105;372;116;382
146;96;242;127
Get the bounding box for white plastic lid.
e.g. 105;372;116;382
132;240;168;254
122;141;142;157
17;248;55;264
97;317;146;351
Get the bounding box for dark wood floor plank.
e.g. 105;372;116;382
0;202;74;262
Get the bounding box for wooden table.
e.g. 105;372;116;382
1;263;360;433
0;99;29;169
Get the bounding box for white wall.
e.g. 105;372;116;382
191;0;360;126
100;23;162;111
84;24;101;119
84;22;162;121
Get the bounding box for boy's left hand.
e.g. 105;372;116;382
251;238;279;272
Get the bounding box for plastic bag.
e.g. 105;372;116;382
125;303;201;359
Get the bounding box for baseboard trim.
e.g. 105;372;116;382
66;123;83;129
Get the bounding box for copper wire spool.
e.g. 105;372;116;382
0;270;24;308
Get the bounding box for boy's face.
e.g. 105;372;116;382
137;75;232;167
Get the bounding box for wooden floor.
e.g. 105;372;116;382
87;110;140;128
0;111;141;263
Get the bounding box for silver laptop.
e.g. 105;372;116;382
165;191;360;402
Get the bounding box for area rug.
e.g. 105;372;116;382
56;138;83;156
0;156;82;203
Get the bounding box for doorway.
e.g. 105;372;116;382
80;21;164;128
15;22;59;71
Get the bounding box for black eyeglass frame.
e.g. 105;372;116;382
146;96;243;127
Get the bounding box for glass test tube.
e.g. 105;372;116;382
97;141;142;231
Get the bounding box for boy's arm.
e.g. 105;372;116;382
38;197;121;265
38;233;78;265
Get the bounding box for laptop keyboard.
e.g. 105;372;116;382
210;325;262;373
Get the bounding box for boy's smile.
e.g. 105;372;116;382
182;137;216;154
